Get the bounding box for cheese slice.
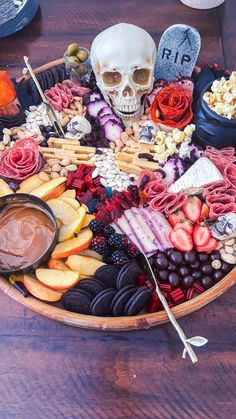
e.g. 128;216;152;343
168;157;223;193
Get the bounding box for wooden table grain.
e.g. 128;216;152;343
0;1;235;418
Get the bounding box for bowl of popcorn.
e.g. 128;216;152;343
195;72;236;148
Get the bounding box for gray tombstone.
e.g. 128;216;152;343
154;24;201;82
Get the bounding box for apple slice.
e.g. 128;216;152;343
66;255;105;276
30;177;67;201
0;179;13;197
58;206;86;242
78;249;103;261
47;198;79;226
61;189;76;199
23;274;62;302
17;173;44;194
58;196;80;209
48;258;69;271
36;268;80;290
81;214;95;228
51;227;93;259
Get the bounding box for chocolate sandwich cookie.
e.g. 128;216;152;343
74;278;105;297
91;288;117;316
124;286;152;316
62;289;93;315
116;263;139;290
111;285;137;317
94;265;119;288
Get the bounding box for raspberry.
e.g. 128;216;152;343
103;225;115;238
110;250;129;267
108;233;126;249
90;236;107;255
89;219;104;235
126;243;140;259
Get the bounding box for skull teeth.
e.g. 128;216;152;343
117;103;139;112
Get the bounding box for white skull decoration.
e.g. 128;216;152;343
66;116;92;140
211;212;236;241
90;23;157;126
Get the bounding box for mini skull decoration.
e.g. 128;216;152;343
90;23;157;126
211;212;236;240
66;116;92;140
139;121;157;143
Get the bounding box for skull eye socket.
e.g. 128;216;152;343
132;68;151;85
102;71;122;87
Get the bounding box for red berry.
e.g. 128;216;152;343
168;210;186;227
195;237;218;253
169;228;193;252
174;220;193;234
182;197;202;223
193;224;212;247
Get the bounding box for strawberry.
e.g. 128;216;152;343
169;228;193;252
199;203;210;222
174;220;193;234
193;224;212;247
168;210;186;227
182;196;202;223
195;237;218;253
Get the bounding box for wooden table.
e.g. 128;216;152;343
0;1;235;417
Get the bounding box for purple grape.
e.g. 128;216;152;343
168;263;177;271
178;266;190;277
201;264;213;275
168;273;180;288
184;251;197;264
158;270;169;283
190;261;200;270
192;270;202;280
221;262;231;273
209;251;220;261
181;275;194;289
169;250;183;265
201;276;213;289
197;253;209;262
212;270;223;282
156;256;169;269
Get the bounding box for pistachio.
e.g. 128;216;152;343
2;128;11;135
51;171;60;179
225;245;234;255
221;253;236;264
224;239;235;246
38;172;50;182
0;143;5;151
51;163;62;172
60;168;68;177
60;158;71;167
47;159;60;167
65;164;77;171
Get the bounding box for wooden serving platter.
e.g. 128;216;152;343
0;59;235;330
0;269;235;330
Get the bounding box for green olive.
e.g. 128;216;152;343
67;43;79;57
67;56;79;65
76;49;88;62
75;64;88;76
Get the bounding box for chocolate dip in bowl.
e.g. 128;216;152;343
0;194;58;276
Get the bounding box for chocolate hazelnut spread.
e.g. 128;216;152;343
0;203;55;271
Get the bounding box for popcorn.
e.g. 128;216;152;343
203;71;236;119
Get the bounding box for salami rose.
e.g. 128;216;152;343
150;83;193;128
0;138;41;180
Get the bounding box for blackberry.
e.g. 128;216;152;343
90;236;107;255
102;249;111;264
110;250;129;267
108;233;125;249
126;243;140;259
103;225;115;238
89;219;104;235
127;185;140;202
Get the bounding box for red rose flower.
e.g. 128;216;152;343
150;83;193;128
